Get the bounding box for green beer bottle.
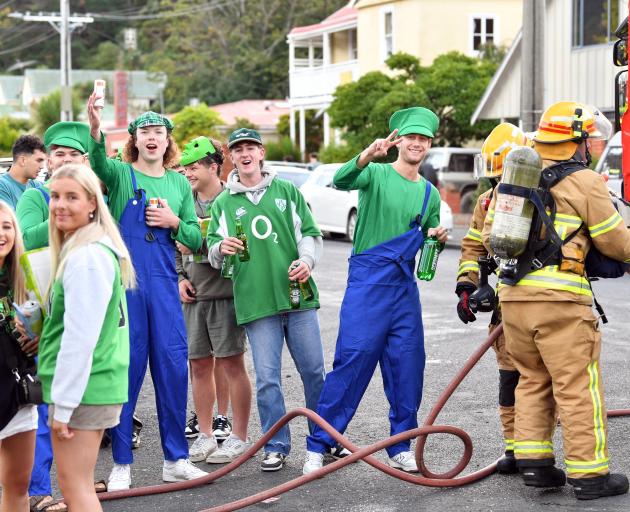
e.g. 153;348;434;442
221;254;235;279
289;279;301;309
290;262;314;301
235;218;250;262
416;236;441;281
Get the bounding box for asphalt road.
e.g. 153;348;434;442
87;239;630;512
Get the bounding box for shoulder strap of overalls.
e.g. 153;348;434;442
127;164;139;194
417;180;434;227
38;188;50;205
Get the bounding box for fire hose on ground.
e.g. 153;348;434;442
97;323;630;511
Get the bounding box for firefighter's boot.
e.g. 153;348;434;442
496;450;518;474
568;473;629;500
518;460;566;487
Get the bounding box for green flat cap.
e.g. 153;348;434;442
389;107;439;138
180;136;217;166
227;128;262;148
128;111;174;134
43;121;90;153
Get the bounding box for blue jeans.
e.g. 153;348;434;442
244;309;325;456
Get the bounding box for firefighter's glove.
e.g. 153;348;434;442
455;282;477;324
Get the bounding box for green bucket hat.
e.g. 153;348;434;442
180;136;217;166
43;121;90;153
389;107;439;138
128;111;174;134
227;128;262;148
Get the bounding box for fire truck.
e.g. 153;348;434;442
614;14;629;199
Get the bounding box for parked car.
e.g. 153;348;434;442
266;163;312;188
596;131;623;198
300;163;453;241
265;160;310;170
0;157;11;174
423;147;480;213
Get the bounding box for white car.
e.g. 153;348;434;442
300;163;453;241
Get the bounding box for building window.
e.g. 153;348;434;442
572;0;620;47
471;15;496;53
382;9;394;60
349;29;358;60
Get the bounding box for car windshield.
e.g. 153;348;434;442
601;147;622;177
420;151;446;173
277;170;310;188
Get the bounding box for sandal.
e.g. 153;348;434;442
29;495;68;512
94;479;108;493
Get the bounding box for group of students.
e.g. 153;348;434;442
2;96;624;511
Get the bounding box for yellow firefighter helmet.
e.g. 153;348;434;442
473;122;529;179
534;101;611;144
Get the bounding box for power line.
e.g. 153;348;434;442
0;28;57;56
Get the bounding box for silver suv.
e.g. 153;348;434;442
421;148;479;213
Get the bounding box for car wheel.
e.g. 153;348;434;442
460;190;476;214
346;209;357;242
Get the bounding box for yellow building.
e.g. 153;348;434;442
356;0;522;74
287;0;522;154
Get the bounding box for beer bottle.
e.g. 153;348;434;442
416;236;441;281
290;262;314;301
221;255;235;279
289;279;301;309
235;218;250;262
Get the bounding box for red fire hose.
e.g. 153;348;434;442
97;323;630;511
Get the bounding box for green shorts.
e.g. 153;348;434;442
183;298;247;359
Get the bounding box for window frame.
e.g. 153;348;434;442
469;13;498;56
380;6;395;62
572;0;619;48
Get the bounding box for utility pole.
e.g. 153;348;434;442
9;6;94;121
520;0;545;132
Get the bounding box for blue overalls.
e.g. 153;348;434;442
307;186;431;458
29;187;52;497
110;166;189;464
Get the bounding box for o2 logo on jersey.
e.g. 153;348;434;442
251;215;279;244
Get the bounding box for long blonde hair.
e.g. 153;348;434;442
0;202;26;304
48;164;135;290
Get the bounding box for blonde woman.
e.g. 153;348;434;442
0;201;37;512
37;164;134;511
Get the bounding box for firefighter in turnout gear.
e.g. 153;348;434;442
456;122;529;474
482;101;630;500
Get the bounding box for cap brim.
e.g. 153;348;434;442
47;137;86;153
397;125;435;138
227;137;262;148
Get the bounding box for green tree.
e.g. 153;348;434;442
229;117;258;131
318;142;360;164
171;103;224;146
0;117;32;156
277;111;323;155
327;51;500;149
32;89;83;136
265;136;301;162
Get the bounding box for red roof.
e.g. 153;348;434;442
289;6;357;36
209;100;289;129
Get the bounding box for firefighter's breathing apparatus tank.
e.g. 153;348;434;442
489;146;543;276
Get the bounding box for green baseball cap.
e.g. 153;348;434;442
227;128;262;148
389;107;439;138
128;111;174;134
43;121;90;153
180;136;217;166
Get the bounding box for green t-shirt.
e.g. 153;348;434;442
333;155;442;255
16;185;49;251
39;244;129;405
0;172;42;211
88;135;201;251
207;178;321;324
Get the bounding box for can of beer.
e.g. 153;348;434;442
147;197;160;209
93;79;106;108
19;301;43;336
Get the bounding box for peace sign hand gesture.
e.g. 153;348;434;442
358;129;402;168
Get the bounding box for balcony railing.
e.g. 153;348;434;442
289;60;358;102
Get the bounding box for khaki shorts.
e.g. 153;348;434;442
183;298;247;359
48;404;122;430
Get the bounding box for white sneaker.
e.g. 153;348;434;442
162;459;209;483
387;451;418;473
206;434;251;463
189;433;218;462
302;451;324;475
107;463;131;491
